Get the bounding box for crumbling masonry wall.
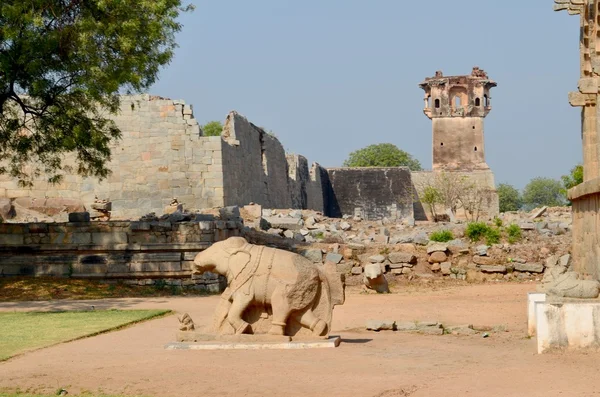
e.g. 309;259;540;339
0;99;327;218
0;95;225;218
219;111;326;211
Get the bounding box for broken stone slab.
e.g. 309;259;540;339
530;206;548;220
325;253;343;264
472;255;495;266
263;217;304;231
480;265;507;273
347;243;366;252
475;245;489;256
514;263;545;273
351;266;363;275
242;204;262;218
366;320;396;331
388;252;416;264
369;254;386;264
426;242;448;254
431;263;441;272
390;235;413;244
395;322;418;331
302;249;323;263
519;222;536;230
446;325;478;336
91;202;112;211
340;221;351;231
283;230;295;239
447;240;468;254
413;232;429;246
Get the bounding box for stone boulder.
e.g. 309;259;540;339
428;251;448;264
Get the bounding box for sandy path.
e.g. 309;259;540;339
2;283;600;397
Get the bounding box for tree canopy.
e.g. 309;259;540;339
561;164;583;197
0;1;192;185
202;121;223;137
343;143;422;170
522;177;566;209
497;183;522;212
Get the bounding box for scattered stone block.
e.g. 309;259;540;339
351;266;363;275
480;265;507;273
530;206;548;219
264;217;304;231
219;206;240;220
427;243;448;254
395;322;418;331
302;249;323;263
428;251;448;264
514;263;545;273
473;255;495;266
366;320;396;331
363;263;389;293
325;253;343;264
440;262;452;275
475;245;489;256
388;252;416;264
369;254;386;263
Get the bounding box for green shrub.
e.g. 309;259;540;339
485;227;501;245
429;230;454;243
494;217;503;227
465;222;491;242
507;224;522;244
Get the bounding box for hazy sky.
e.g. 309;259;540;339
151;0;582;189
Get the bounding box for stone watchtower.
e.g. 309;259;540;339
419;67;497;171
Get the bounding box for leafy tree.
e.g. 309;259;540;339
561;164;583;199
522;177;566;209
202;121;223;137
0;1;193;185
497;183;522;212
343;143;422;170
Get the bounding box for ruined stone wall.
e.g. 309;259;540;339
325;167;414;221
411;170;499;221
221;112;291;209
219;112;326;212
0;95;225;218
0;220;241;290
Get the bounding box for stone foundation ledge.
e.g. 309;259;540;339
529;293;600;353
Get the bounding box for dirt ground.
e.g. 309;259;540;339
2;283;600;397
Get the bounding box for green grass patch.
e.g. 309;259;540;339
0;309;170;361
429;230;454;243
507;223;522;244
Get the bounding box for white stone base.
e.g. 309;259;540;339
527;292;546;337
165;336;341;350
532;294;600;353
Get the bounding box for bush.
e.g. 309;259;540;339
485;227;501;245
429;230;454;243
202;121;223;137
507;224;522;244
465;222;491;242
493;217;503;227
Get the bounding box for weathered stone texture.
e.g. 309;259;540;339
325;167;414;220
0;220;242;288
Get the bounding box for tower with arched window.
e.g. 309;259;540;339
419;67;497;171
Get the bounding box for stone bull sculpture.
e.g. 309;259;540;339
193;237;345;337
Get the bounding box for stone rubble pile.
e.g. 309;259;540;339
230;204;574;289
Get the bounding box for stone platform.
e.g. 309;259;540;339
528;293;600;353
166;335;341;350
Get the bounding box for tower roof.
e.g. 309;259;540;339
419;66;497;89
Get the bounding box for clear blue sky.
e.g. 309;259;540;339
152;0;582;189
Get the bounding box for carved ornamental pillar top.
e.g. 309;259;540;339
554;0;588;15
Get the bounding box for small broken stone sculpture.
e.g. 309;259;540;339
190;237;345;338
538;254;600;299
178;313;195;331
363;263;390;294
